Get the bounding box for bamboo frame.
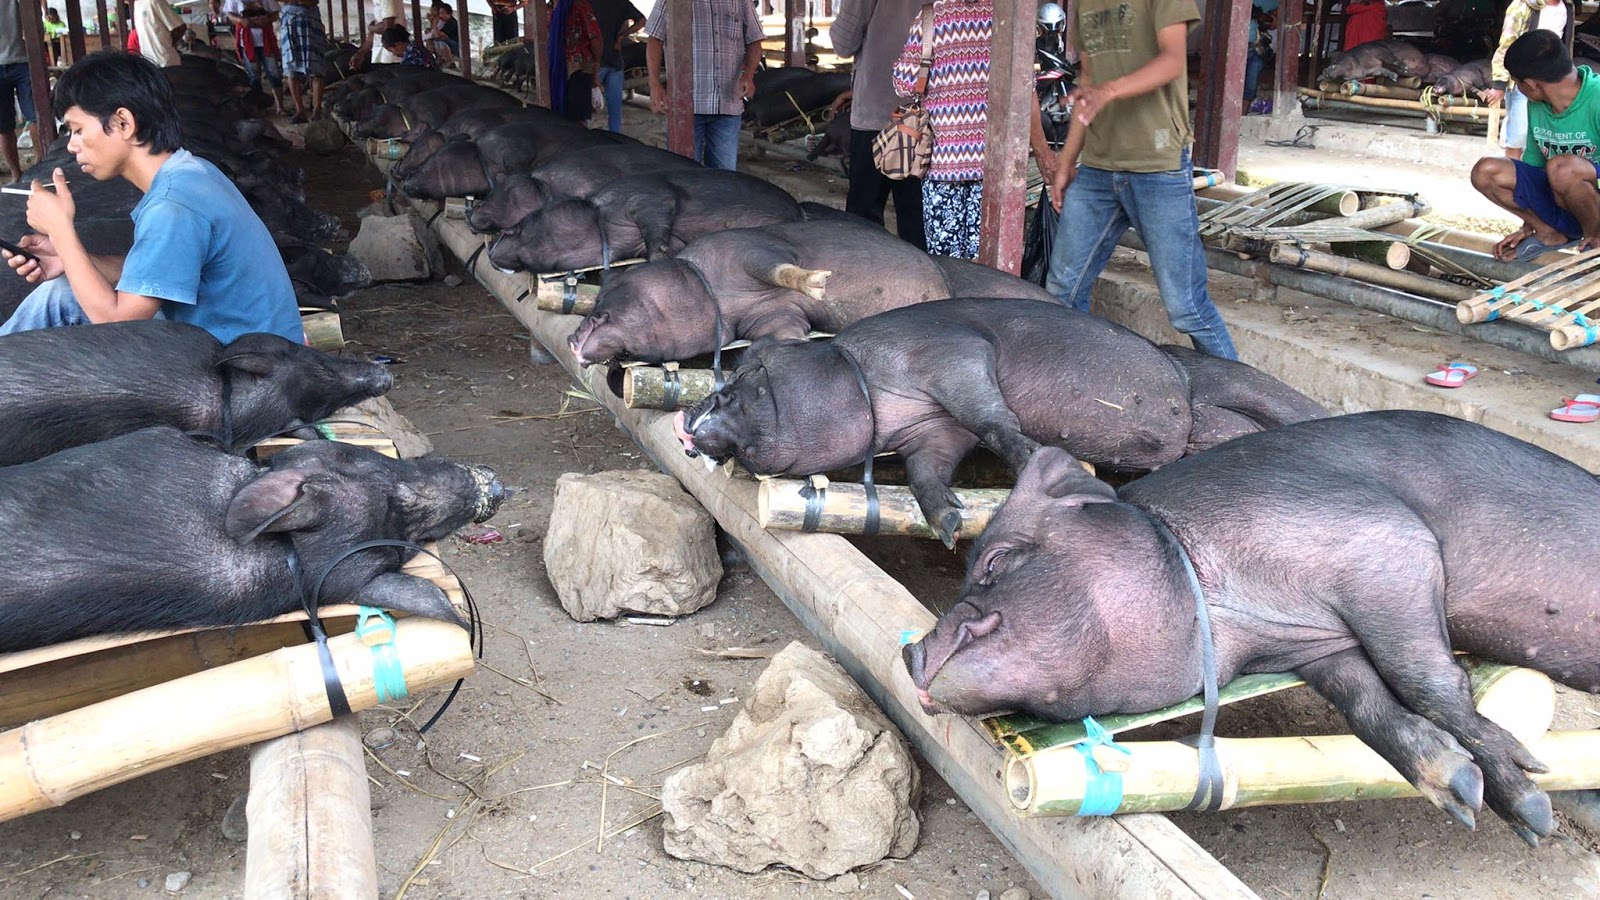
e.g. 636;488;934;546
1457;249;1600;350
529;260;645;315
414;195;1258;899
1328;239;1411;270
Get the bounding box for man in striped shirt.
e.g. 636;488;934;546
644;0;765;171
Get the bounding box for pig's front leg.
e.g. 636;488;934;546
899;426;981;549
351;572;468;629
1297;647;1485;828
920;346;1040;473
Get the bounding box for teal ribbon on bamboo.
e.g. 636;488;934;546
1483;285;1600;343
1073;716;1131;816
356;606;410;703
314;422;338;440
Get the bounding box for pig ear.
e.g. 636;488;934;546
1016;447;1116;506
217;350;281;378
225;470;324;543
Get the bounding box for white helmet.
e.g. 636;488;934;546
1038;2;1066;29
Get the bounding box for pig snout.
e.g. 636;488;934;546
673;409;699;457
901;641;944;715
568;317;602;367
467;464;506;523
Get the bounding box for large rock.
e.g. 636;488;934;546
348;213;443;282
333;395;434;460
303;118;349;154
543;470;721;621
661;642;921;878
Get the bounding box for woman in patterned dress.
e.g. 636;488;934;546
892;0;993;259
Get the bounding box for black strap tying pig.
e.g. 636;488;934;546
1146;514;1224;812
836;346;880;537
184;364;240;453
302;539;484;733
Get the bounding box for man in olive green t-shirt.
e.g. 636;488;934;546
1044;0;1237;360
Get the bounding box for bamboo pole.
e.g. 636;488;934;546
245;715;377;900
1007;665;1564;817
0;618;472;822
301;311;345;350
1307;191;1359;217
1299;88;1495;119
757;477;1010;541
622;364;719;410
366;138;409;161
532;279;600;315
417;199;1258;900
1268;243;1475;302
1340;81;1422;101
1330;240;1411;270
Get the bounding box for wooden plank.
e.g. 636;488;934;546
1194;0;1250;179
783;0;805;68
245;715;378;900
665;0;695;158
1274;0;1304;103
422;204;1260;900
976;0;1035;275
16;0;55;147
525;0;551;108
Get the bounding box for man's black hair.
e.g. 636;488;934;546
52;51;183;154
382;24;412;46
1507;29;1575;84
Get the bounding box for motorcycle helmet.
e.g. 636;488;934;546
1037;2;1066;31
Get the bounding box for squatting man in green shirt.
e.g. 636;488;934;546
1471;29;1600;262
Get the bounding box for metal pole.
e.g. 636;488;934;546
665;0;693;157
976;0;1035;274
18;0;55;147
1194;0;1250;177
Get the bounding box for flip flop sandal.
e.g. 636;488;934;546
1550;393;1600;423
1425;361;1479;388
1516;235;1583;262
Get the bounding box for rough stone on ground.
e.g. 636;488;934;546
334;395;434;459
348;213;443;282
660;642;921;879
543;470;721;622
302;118;348;154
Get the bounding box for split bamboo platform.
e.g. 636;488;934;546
1458;248;1600;350
412;192;1259;899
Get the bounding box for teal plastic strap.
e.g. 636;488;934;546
314;422;337;440
1074;716;1132;817
356;606;410;704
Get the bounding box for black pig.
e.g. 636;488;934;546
0;321;393;465
0;427;504;651
676;298;1325;546
906;411;1600;844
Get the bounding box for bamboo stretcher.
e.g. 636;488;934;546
1457;248;1600;350
616;331;835;410
1197;181;1420;239
252;420;398;460
523;258;645;315
748;101;837;145
365;137;408;161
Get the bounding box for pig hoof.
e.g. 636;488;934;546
1443;765;1485;829
935;509;963;550
1506;791;1554;844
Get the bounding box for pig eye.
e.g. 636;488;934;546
976;548;1011;585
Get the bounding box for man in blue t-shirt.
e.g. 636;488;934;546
0;51;303;344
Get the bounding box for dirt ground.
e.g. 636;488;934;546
3;109;1600;900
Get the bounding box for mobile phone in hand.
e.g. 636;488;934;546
0;237;39;265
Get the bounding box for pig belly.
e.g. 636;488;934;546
1442;558;1600;693
1002;367;1192;470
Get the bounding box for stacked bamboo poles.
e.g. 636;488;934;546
418;200;1258;900
756;477;1010;541
1457;248;1600;349
1267;244;1475;302
1006;665;1575;817
0;616;473;822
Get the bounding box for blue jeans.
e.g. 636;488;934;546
1505;85;1528;150
597;66;624;133
1;278;95;333
693;114;741;171
1045;148;1238;360
1244;50;1265;102
240;51;283;92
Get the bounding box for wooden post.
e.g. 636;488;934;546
245;716;379;900
356;0;367;41
94;0;110;50
525;0;551;108
1274;0;1303;113
418;202;1260;900
411;0;423;48
1194;0;1249;178
665;0;695;158
17;0;55;147
783;0;804;68
64;2;88;63
976;0;1036;275
459;4;472;79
